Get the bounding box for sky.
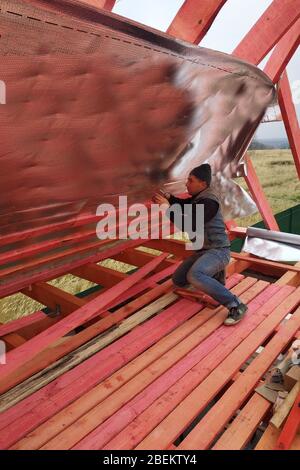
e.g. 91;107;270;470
112;0;299;141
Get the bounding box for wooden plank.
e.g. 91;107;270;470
14;305;217;450
270;381;300;428
212;393;271;450
177;306;300;449
233;0;300;65
22;282;86;313
167;0;227;44
34;282;260;449
0;284;173;409
0;238;145;299
0;213;100;248
104;285;293;450
0;311;49;337
1;332;27;349
0;264;180;395
1;278;239;427
0;282;190;434
0;296;201;448
0;281;244;448
278;71;300;179
1;259;172;342
228;227;247;239
113;247;175;271
0;291;176;415
0;229;98;266
243;154;280;231
275;260;300;287
136;285;298;450
8;276;248;450
231;252;300;272
0;238;120;281
0;200;152;249
227;258;252;277
0;218;172;298
0;254;168;383
143;239;187;259
71;263;127;287
256;424;300;450
72;282;270;451
263;19;300;83
0;207;157;275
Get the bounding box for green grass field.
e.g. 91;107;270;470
1;149;299;323
235;149;300;227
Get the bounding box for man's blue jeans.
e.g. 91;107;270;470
172;247;240;309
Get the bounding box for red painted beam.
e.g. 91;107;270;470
0;253;168;383
233;0;300;65
244;154;280;231
274;389;300;450
264;19;300;83
278;71;300;179
167;0;227;44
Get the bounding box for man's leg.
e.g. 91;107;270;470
213;269;226;286
172;252;202;288
186;248;247;325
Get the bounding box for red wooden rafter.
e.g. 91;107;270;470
233;0;300;65
167;0;227;44
263;19;300;83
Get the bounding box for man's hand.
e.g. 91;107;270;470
152;192;170;205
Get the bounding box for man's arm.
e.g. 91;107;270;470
168;194;192;208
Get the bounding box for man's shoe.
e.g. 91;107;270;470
224;303;248;326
